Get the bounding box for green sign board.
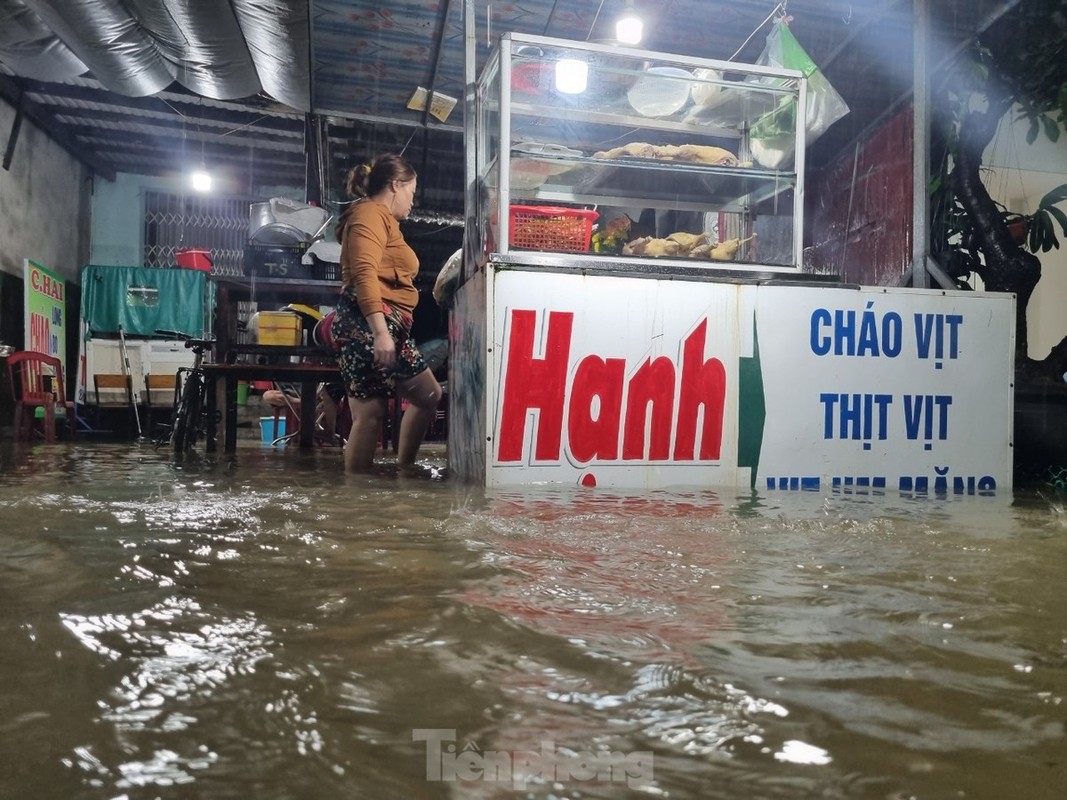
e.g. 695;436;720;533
23;259;67;371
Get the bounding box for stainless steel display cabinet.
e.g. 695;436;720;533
473;33;807;272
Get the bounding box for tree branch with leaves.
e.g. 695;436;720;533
929;0;1067;380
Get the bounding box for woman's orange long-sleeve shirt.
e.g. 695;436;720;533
340;201;420;317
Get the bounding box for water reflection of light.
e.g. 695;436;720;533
60;601;273;721
122;561;176;586
114;747;216;788
60;594;273;786
774;739;833;765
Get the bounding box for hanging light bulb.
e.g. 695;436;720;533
555;58;588;94
615;1;643;45
191;168;212;192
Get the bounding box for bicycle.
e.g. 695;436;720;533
154;329;216;454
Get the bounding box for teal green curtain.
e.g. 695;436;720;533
81;265;207;338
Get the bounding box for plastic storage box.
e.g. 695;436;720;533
244;243;310;279
257;311;302;345
177;247;212;271
244;243;339;281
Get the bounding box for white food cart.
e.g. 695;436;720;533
450;34;1015;492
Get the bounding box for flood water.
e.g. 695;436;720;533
0;440;1064;800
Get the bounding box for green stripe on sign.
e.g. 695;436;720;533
737;320;766;488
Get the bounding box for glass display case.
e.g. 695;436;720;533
473;33;807;271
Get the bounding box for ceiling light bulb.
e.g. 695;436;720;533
615;12;643;45
191;169;212;192
555;59;588;94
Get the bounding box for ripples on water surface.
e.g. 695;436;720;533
0;441;1064;799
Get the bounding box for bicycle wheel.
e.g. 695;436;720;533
172;373;203;454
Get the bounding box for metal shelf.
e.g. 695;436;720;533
475;32;807;270
509;154;794;212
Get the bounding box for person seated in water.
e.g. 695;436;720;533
262;382;347;444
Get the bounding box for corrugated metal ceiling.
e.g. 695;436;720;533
0;0;1021;215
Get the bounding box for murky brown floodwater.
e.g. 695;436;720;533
0;440;1064;799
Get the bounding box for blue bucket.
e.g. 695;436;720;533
260;416;285;444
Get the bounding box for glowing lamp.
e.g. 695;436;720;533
555;59;588;94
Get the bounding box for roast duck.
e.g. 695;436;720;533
592;142;741;166
591;142;753;259
623;232;756;261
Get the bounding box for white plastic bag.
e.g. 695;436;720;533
751;21;850;168
433;249;462;308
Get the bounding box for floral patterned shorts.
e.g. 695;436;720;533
333;287;428;400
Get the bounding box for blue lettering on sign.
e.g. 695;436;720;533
810;303;903;357
810;308;832;353
52;307;63;325
835;308;856;355
903;394;952;449
820;392;893;449
811;306;964;367
764;473;1000;495
766;476;822;490
914;313;963;368
899;470;996;495
831;476;887;494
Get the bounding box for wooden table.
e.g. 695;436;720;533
212;276;340;362
203;349;340;453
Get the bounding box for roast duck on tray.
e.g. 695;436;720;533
622;232;755;260
572;140;753;203
591;142;743;166
561;141;757;260
593;215;755;262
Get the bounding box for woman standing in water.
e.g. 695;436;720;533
333;154;442;471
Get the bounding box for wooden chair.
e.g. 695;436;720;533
7;350;76;442
143;373;178;434
93;373;136;434
143;373;178;411
93;373;134;407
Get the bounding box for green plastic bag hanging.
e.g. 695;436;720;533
751;21;850;168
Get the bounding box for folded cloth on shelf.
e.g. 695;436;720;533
301;239;342;265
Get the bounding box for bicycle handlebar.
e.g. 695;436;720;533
155;329;215;351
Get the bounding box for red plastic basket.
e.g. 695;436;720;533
509;205;598;253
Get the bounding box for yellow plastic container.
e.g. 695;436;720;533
257;311;301;346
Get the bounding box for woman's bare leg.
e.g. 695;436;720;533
345;396;387;471
395;369;442;465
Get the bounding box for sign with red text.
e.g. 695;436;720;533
484;271;1014;492
24;259;67;369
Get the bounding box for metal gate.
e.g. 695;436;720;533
143;191;249;277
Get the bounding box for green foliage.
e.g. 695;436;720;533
932;178;1067;256
931;2;1067;259
986;0;1067;132
1025;113;1063;145
1028;183;1067;252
